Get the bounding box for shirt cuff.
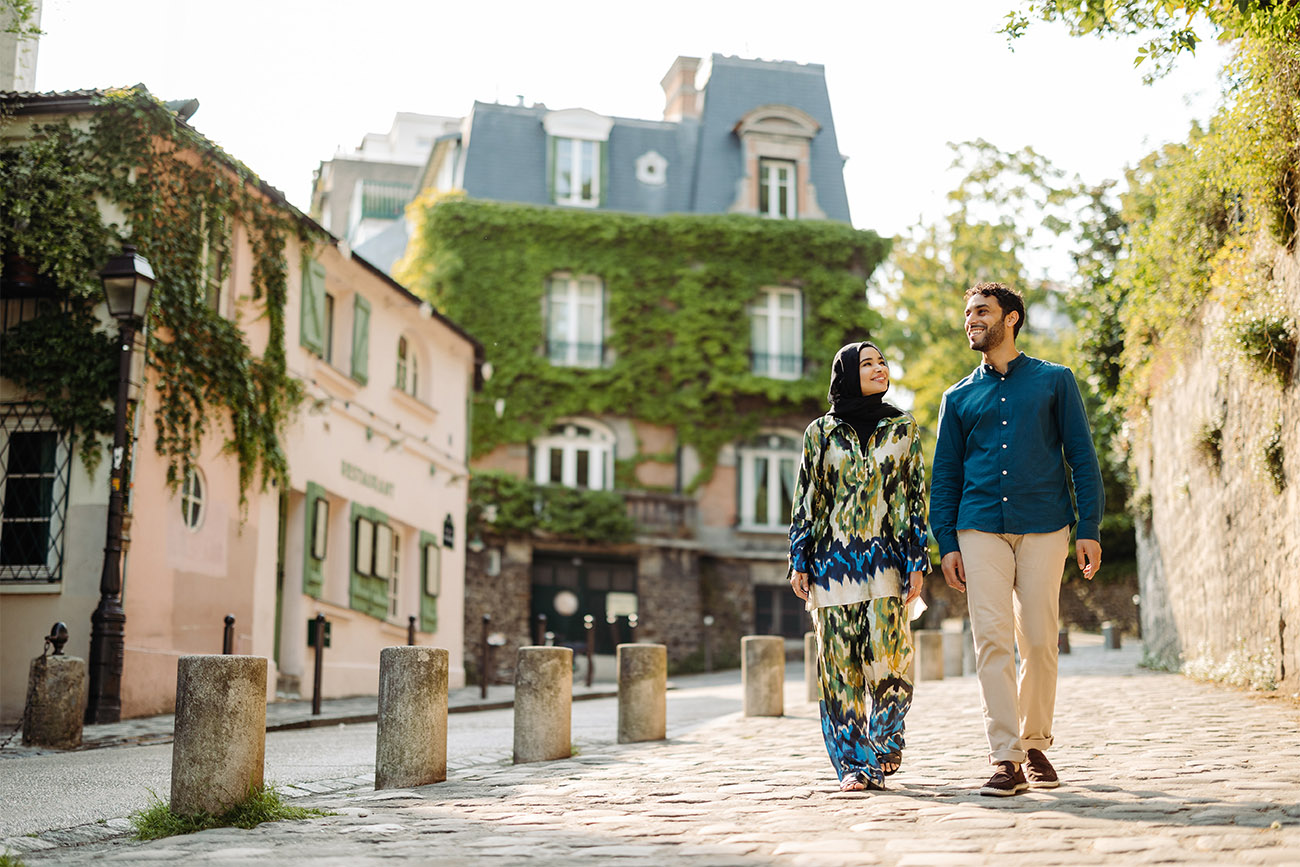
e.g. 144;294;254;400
1076;520;1101;542
935;530;960;558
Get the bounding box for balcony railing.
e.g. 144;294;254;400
749;352;804;379
622;490;696;538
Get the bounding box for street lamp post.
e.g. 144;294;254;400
86;244;155;724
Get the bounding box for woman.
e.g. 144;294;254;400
788;341;930;792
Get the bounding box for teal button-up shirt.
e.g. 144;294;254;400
929;353;1104;557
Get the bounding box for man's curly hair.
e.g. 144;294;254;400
964;282;1026;338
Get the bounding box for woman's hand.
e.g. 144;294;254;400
790;571;810;600
904;571;923;605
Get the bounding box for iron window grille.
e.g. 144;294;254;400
0;403;72;583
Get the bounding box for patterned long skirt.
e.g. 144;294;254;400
812;596;914;787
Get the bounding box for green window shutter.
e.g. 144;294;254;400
418;529;440;633
599;140;609;207
351;295;371;384
348;502;388;619
300;259;326;355
302;482;325;598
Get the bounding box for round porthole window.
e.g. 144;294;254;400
181;466;206;531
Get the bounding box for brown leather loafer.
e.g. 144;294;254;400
1025;748;1060;788
979;761;1028;796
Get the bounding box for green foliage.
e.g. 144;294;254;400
0;88;313;498
1195;416;1225;472
0;0;41;39
1227;306;1297;384
0;851;26;867
398;197;889;484
1000;1;1300;81
130;785;331;841
469;470;636;544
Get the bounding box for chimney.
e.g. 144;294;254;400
0;0;42;92
660;56;702;122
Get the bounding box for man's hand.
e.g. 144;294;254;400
1077;539;1102;580
790;571;810;600
941;551;966;592
904;571;923;605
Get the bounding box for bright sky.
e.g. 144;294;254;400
33;0;1228;260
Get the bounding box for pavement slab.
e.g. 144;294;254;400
5;643;1300;865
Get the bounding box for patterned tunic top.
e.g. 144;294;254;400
788;413;931;610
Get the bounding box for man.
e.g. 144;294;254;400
930;282;1103;797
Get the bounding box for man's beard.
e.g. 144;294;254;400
970;318;1007;352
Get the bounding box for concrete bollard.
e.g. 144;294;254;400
1102;621;1121;650
804;631;820;703
23;654;86;749
942;630;964;677
742;635;784;717
375;646;448;789
513;646;572;764
617;643;666;744
171;655;267;816
913;629;944;681
962;619;976;674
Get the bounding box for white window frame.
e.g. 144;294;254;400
758;158;797;219
738;433;801;533
533;420;615;491
750;287;802;380
554;137;600;207
180;466;206;531
387;529;401;620
396;335;419;397
546;274;605;368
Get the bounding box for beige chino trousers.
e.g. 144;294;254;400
959;526;1070;765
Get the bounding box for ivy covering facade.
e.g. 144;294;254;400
0;88;316;497
396;196;891;488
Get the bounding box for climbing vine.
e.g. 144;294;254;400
0;87;314;497
396;196;889;487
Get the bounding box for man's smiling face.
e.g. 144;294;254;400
965;295;1012;352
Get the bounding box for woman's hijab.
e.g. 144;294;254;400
828;341;903;444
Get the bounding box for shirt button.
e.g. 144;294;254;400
1002;470;1008;475
1001;444;1007;449
1002;497;1008;502
1001;397;1006;402
1002;421;1008;425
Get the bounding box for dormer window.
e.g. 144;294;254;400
759;159;796;219
543;109;614;209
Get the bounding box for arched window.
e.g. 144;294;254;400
395;336;419;397
180;466;206;531
737;432;800;531
532;420;615;490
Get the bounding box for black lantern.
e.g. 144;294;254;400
99;244;156;323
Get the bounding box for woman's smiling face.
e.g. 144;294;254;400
859;345;889;396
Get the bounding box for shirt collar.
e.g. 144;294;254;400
981;352;1027;377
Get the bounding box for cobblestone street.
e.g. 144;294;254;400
6;640;1300;865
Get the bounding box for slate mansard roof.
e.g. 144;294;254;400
455;54;851;223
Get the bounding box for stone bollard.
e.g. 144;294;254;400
375;646;448;789
962;619;976;674
513;646;572;764
1102;621;1121;650
742;635;784;717
942;629;964;677
913;629;944;681
617;643;666;744
23;654;87;749
804;631;820;703
171;655;267;816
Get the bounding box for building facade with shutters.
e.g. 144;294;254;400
0;90;480;722
375;55;890;678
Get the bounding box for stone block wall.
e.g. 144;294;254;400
463;537;532;686
1133;248;1299;688
634;547;703;666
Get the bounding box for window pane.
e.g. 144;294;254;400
752;456;769;525
312;498;329;560
424;544;440;595
758;167;770;215
576;449;589;488
9;431;55;475
374;523;393;580
3;475;53;520
548;288;570;362
577;300;598;364
580;140;595;200
555;139;572;198
549;448;563;484
779;458;796;524
778;291;796;311
355;517;374;575
778;314;798;375
0;520;46;566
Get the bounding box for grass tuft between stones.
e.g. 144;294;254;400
1;850;29;867
129;784;333;841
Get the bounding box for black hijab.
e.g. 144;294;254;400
828;341;904;444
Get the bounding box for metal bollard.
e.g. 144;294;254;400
479;613;491;699
1102;621;1121;650
535;613;548;648
513;646;573;763
375;646;448;789
407;615;417;647
804;631;819;703
311;613;326;715
1058;626;1071;655
628;612;638;643
584;615;595;687
702;615;714;673
171;655;267;815
742;635;785;717
617;643;666;744
222;614;235;655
